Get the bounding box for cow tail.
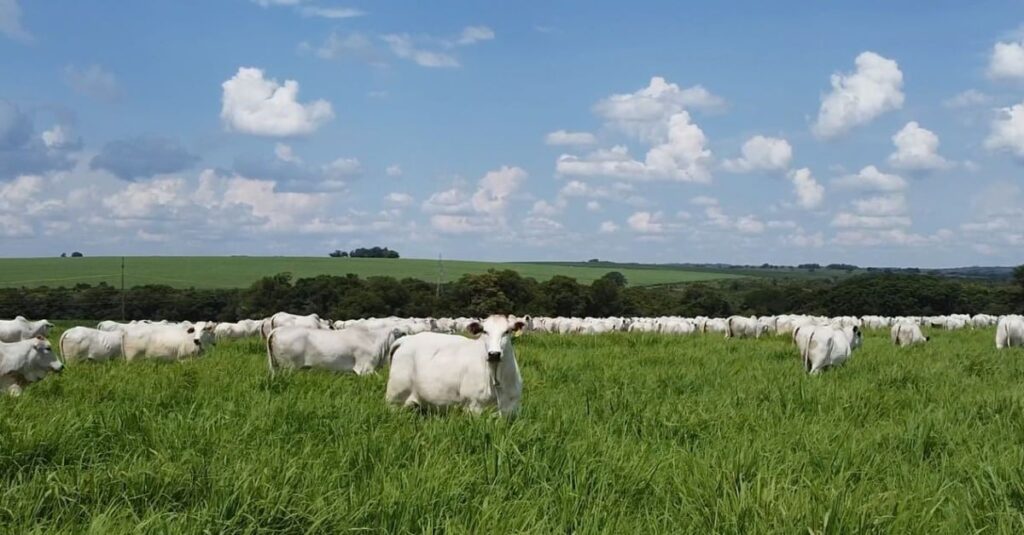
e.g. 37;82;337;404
726;317;733;338
1005;322;1013;348
803;331;815;373
57;330;68;365
896;324;903;347
266;329;278;376
388;336;405;367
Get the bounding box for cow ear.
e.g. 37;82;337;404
467;322;484;335
512;321;526;333
35;335;45;341
187;327;195;333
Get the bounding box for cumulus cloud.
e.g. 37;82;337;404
544;130;597;147
424;166;527;234
234;148;360;192
851;194;907;216
89;136;199;180
627;211;664;233
385;164;403;177
0;0;31;43
41;124;80;150
887;122;950;171
943;89;990;109
599;221;619;233
457;26;495;45
471;166;526;216
985;102;1024;159
0;100;77;179
722;135;792;173
989;39;1024;80
381;34;459;68
594;76;724;141
385;192;414;206
300;32;385;65
813;51;904;139
299;6;364;19
788;167;824;209
64;64;122;102
557;111;711;182
833;165;907;191
221;67;334;137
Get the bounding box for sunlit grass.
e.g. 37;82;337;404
1;323;1022;533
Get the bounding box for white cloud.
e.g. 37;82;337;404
989;39;1024;80
64;64;121;102
41;125;76;149
385;192;414;206
422;187;469;214
471;166;526;216
274;143;301;163
722;135;792;173
887;121;950;171
385;164;403;177
429;214;489;234
381;34;459;68
424;166;526;234
586;200;601;212
627;211;664;233
594;76;724;141
985;102;1024;159
788;168;824;209
851;194;906;216
557;111;711;182
599;221;619;233
299;6;364;19
457;26;495;45
531;199;565;216
813;51;904;139
301;32;382;64
545;130;597;147
690;195;718;206
782;229;825;248
0;0;31;43
833;165;907;192
220;67;334;137
943;89;990;109
832;213;912;229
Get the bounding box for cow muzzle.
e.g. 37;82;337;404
487;351;502;363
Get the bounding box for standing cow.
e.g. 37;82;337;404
996;315;1024;349
59;326;123;363
386;315;524;416
0;316;54;342
121;325;207;362
0;336;63;396
891;322;928;347
267;326;400;375
798;325;860;374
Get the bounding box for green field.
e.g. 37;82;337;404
0;257;741;289
2;325;1023;532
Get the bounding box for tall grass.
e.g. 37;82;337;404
1;324;1023;533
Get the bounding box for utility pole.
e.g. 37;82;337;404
435;254;445;298
120;256;126;321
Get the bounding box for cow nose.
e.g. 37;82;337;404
487;351;502;362
194;340;201;346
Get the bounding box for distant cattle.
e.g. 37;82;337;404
59;327;123;362
261;312;331;338
267;326;400;375
386;315;524;416
0;316;54;342
996;316;1024;349
891;322;928;347
121;325;209;362
797;325;861;374
0;336;63;395
725;316;766;339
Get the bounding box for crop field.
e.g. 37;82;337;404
0;257;741;289
2;324;1023;533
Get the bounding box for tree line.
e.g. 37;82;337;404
328;247;400;258
0;267;1021;322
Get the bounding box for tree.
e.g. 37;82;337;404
60;252;67;258
586;274;625;317
540;276;587;317
71;251;84;257
328;250;349;258
1014;265;1024;291
601;271;628;288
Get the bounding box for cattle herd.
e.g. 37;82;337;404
1;312;1023;414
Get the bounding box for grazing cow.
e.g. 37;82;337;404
891;322;928;347
996;315;1024;349
121;325;207;362
59;326;123;362
798;325;860;374
0;316;54;342
725;315;766;339
386;315;524;417
267;326;400;375
261;312;331;338
0;336;63;396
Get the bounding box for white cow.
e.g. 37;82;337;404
59;326;123;362
267;326;400;375
891;322;928;347
121;325;207;362
386;315;524;417
261;312;331;338
996;315;1024;349
0;336;63;396
0;316;54;342
725;316;766;339
798;325;860;374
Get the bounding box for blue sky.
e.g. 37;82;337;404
2;1;1024;267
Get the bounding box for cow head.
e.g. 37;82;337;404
847;326;863;350
193;322;217;347
18;336;63;382
467;315;526;363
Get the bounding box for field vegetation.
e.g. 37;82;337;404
2;323;1023;532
